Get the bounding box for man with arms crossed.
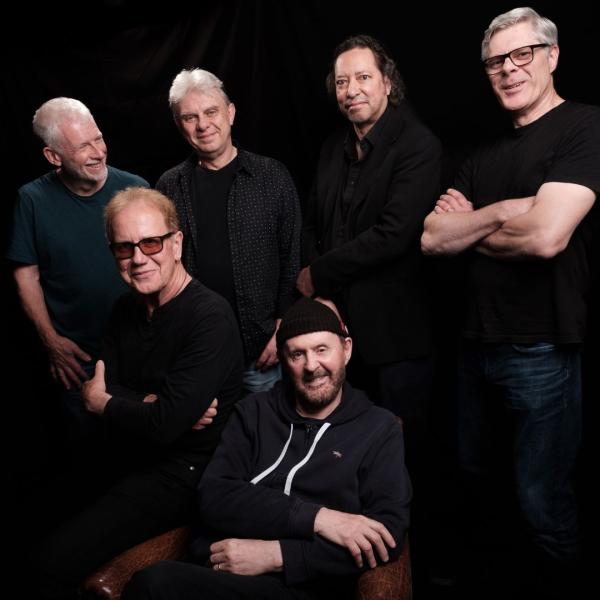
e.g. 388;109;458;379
421;7;600;596
37;188;243;600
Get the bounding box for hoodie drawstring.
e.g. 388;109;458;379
250;422;332;496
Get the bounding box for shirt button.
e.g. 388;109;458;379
189;466;195;471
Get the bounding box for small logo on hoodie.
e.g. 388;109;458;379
332;450;343;459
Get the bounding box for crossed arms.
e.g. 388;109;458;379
421;182;595;259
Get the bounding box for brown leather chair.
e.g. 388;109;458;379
82;528;411;600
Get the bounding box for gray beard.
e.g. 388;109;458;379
295;367;345;416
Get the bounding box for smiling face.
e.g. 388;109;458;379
45;117;108;195
283;331;352;419
173;88;235;163
334;47;391;138
486;21;559;126
110;200;183;305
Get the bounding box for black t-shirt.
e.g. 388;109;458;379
455;101;600;344
191;157;238;315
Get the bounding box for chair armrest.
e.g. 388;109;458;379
82;526;191;599
355;538;411;600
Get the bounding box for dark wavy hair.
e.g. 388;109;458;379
325;34;405;105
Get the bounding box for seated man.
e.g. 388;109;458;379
123;297;411;600
37;187;244;600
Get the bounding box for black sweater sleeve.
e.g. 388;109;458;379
103;290;242;446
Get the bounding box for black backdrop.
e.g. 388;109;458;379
2;0;599;589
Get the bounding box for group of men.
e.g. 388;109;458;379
7;6;598;599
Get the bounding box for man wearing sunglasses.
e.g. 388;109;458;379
7;98;149;446
37;187;244;599
422;7;600;596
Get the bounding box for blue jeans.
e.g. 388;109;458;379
243;361;281;396
458;341;581;562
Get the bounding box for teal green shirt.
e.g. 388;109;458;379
7;166;149;358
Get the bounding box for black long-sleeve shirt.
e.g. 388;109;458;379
103;279;244;470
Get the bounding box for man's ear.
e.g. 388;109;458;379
43;146;62;167
343;337;353;366
548;44;559;74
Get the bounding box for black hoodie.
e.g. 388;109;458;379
195;380;411;588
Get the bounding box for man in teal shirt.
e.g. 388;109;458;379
7;97;148;440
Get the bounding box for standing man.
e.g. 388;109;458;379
298;35;441;458
157;68;301;395
38;187;243;599
421;7;600;595
7;97;148;439
122;297;411;600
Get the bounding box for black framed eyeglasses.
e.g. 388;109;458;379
109;232;175;259
483;44;549;75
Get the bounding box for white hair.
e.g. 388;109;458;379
32;97;94;148
168;68;230;109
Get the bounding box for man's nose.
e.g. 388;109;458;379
304;352;319;372
131;245;148;263
347;78;360;97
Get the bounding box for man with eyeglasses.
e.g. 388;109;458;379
6;98;148;447
157;68;301;396
36;187;244;600
422;6;600;596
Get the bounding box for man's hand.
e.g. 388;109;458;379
434;188;474;214
296;266;315;297
314;507;396;568
81;360;111;415
192;398;218;430
315;297;342;319
209;539;283;575
255;319;281;372
46;334;91;390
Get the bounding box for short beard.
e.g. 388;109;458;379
294;366;345;416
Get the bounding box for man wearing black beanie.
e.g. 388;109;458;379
123;297;411;600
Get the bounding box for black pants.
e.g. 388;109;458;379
123;560;334;600
346;353;433;466
36;462;199;600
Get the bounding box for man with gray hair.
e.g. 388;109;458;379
422;6;600;596
7;97;148;442
156;68;301;396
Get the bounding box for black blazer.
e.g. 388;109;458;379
302;103;442;364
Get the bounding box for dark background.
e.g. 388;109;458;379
2;0;598;594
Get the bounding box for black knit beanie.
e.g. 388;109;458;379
276;298;348;349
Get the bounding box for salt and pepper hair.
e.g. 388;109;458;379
32;97;94;149
481;7;558;60
168;68;231;110
104;187;180;241
325;34;405;106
